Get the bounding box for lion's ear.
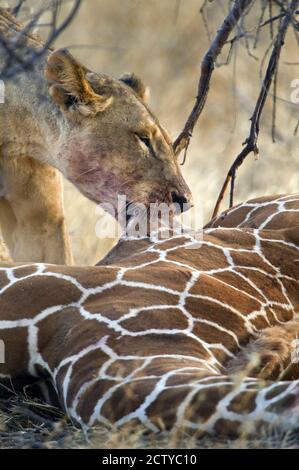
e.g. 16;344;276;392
119;73;149;102
45;49;113;116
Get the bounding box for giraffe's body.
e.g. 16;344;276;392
0;194;299;436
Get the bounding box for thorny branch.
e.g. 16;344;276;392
0;0;81;79
212;0;299;219
173;0;254;157
228;8;299;45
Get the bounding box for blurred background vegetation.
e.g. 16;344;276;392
2;0;299;264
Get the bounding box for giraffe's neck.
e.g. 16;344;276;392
0;193;299;436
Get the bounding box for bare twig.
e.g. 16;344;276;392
199;0;213;45
253;0;268;48
11;1;26;17
271;63;278;142
229;9;299;45
0;0;81;79
212;0;299;219
173;0;254;157
268;0;274;39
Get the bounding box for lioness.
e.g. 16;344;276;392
0;9;191;264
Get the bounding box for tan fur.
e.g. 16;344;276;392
227;320;299;380
0;9;191;264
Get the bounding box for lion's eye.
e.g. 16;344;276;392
139;136;151;149
136;134;152;152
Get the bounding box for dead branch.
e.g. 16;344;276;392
229;8;299;45
211;0;299;219
173;0;254;157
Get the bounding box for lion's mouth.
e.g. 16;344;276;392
125;202;145;225
123;196;191;233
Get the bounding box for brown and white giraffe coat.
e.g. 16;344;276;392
0;194;298;436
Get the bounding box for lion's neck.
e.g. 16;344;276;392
0;60;68;170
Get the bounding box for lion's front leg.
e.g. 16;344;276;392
0;156;73;264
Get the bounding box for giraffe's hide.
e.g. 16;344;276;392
0;194;299;437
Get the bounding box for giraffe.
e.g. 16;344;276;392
0;193;298;438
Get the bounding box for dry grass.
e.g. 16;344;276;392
1;391;299;449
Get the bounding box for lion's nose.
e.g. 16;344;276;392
171;191;192;213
